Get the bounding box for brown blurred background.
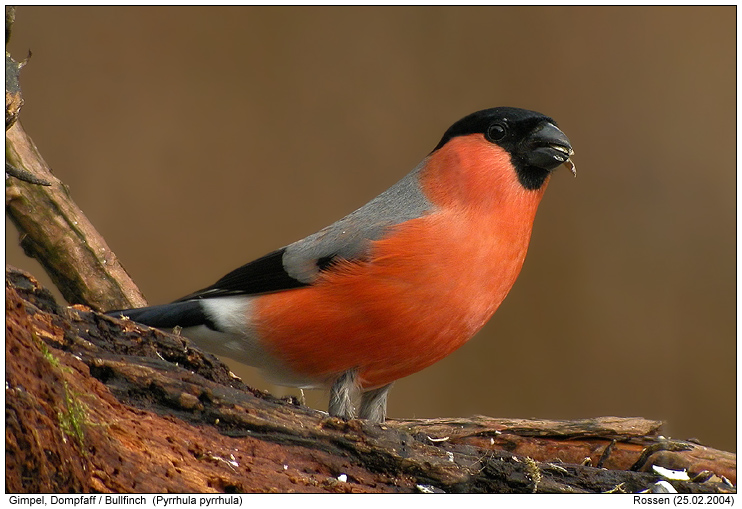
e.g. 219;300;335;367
6;6;736;451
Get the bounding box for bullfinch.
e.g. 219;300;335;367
109;107;575;423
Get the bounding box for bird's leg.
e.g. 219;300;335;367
328;369;359;420
359;383;393;423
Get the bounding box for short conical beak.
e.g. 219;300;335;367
522;122;576;176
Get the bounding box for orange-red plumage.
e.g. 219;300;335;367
255;135;548;388
110;107;574;422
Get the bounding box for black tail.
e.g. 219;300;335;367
107;300;216;330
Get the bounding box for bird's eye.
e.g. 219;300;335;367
486;122;508;142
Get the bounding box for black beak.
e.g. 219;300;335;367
521;122;575;175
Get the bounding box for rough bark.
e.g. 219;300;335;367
5;266;736;494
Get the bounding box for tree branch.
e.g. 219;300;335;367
5;8;146;310
5;123;148;310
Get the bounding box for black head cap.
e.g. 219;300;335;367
432;107;574;190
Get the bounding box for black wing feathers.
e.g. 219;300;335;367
173;248;311;301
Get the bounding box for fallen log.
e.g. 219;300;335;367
5;267;736;493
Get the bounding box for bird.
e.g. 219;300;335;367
108;107;575;423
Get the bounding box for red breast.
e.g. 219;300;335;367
254;134;548;389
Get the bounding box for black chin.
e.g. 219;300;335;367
514;164;551;191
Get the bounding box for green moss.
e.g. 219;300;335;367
37;338;91;452
58;381;89;452
39;341;61;368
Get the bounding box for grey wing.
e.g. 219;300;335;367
175;161;433;301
